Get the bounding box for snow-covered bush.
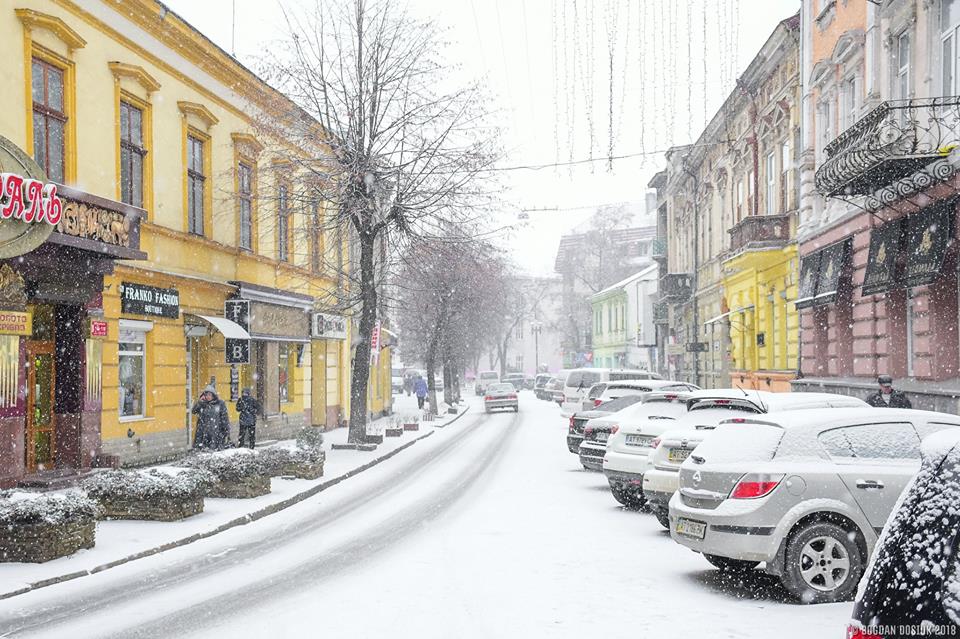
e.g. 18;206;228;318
176;448;266;481
83;468;213;501
295;427;325;452
0;490;100;526
0;491;99;563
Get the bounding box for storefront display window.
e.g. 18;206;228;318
119;327;146;418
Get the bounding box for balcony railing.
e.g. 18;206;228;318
660;273;692;301
815;97;960;197
727;214;792;255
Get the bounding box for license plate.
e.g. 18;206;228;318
675;517;706;539
668;448;691;462
596;432;609;443
626;434;652;447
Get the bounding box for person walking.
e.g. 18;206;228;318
403;374;414;397
414;375;428;410
192;385;231;450
236;387;261;449
866;375;912;408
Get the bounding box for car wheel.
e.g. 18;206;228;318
703;553;759;572
652;507;670;529
781;521;863;604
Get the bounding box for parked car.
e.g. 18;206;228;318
391;368;404;394
483;382;519;413
583;379;699;412
668;407;960;604
581;383;609;411
475;370;500;395
560;368;663;417
523;375;536;390
848;429;960;637
602;390;697;508
534;374;553;399
566;394;647;455
547;378;565;404
502;373;525;390
643;391;869;528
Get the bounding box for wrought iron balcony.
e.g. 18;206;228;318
815;97;960;197
651;237;667;261
653;301;669;324
660;273;692;301
727;214;792;255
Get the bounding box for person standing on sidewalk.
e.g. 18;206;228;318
414;376;428;409
866;375;912;408
192;385;230;450
236;387;261;449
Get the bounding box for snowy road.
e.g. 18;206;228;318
0;395;850;638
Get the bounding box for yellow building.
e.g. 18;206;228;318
0;0;362;469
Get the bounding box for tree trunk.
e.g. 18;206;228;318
348;233;377;443
424;322;442;421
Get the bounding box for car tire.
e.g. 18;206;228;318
703;553;759;572
652;507;670;529
781;521;864;604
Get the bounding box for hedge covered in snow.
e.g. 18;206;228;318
0;490;100;526
83;468;213;501
176;448;267;481
0;491;98;563
260;430;326;480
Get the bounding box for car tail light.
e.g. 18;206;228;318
611;425;619;435
568;416;575;433
713;399;731;405
730;473;784;499
484;396;493;401
729;418;747;423
664;394;678;400
594;398;603;407
846;625;883;639
650;437;661;449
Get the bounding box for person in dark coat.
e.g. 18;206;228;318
414;376;429;409
866;375;912;408
192;385;231;450
236;387;260;449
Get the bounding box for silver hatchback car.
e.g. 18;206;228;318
668;407;960;604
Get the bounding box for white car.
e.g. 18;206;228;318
475;370;499;394
580;379;698;412
642;391;870;528
560;368;662;417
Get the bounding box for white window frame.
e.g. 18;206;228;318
896;31;911;101
839;76;859;130
765;151;776;215
118;319;153;421
944;0;960;95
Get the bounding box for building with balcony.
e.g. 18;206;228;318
794;0;960;411
591;265;659;371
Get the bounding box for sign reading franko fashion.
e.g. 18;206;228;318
120;282;180;319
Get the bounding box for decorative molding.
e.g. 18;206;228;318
864;158;958;212
177;101;219;128
15;8;86;51
231;132;264;156
108;61;161;93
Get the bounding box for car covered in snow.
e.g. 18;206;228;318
565;394;648;456
502;373;525;391
668;407;960;604
544;376;565;405
483;383;519;413
580;379;698;412
848;428;960;637
534;374;553;399
559;368;662;417
643;391;868;528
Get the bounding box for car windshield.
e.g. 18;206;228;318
595;395;644;412
567;371;602;389
487;383;514;393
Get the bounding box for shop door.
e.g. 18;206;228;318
25;341;55;473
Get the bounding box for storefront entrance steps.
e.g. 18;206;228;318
17;469;98;492
0;394;469;600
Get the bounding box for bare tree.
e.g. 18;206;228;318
255;0;499;442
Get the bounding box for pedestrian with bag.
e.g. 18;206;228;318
414;375;428;410
236;387;261;449
192;384;231;450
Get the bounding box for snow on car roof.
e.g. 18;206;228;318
921;428;960;460
726;406;960;431
686;389;867;411
605;379;688;390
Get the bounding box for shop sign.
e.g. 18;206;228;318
370;320;381;365
225;299;250;331
0;310;31;335
666;343;684;356
57;198;131;248
225;338;249;365
229;365;240;401
814;239;851;305
0;173;63;226
0;133;64;258
903;200;954;288
248;302;309;339
90;319;108;338
120;282;180;319
862;219;905;296
312;312;347;340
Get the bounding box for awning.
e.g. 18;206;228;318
703;311;731;326
185;314;250;339
862;219;905;296
795;252;821;309
902;199;954;288
813;239;852;304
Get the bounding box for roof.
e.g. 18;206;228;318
594;264;660;298
554;226;658;272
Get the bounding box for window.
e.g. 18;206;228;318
311;199;322;273
818;423;921;460
736;180;744;223
747;170;755;216
839;77;859;131
780;140;791;211
516;322;523;340
944;0;960;93
238;162;253;250
607;305;613;333
119;102;145;208
765;151;776;215
187;135;205;235
31;58;66;183
279;343;291;403
119;327;147;419
817;99;834;160
278;185;289;262
896;32;911;101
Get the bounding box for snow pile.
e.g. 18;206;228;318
0;490;100;525
83;468;214;501
176;448;267;481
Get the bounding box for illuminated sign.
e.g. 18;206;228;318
0;310;32;336
0;173;63;226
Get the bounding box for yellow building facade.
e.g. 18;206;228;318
0;1;369;468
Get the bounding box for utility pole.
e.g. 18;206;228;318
531;320;542;373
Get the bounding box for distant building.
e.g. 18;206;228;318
499;276;565;375
591;265;659;370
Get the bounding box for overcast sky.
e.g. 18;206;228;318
164;0;800;275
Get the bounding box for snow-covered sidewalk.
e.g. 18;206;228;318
0;395;468;600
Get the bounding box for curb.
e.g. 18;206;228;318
0;407;472;601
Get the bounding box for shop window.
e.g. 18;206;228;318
119;326;147;419
120;101;145;208
238;161;253;250
0;336;19;409
32;57;66;183
279;343;292;403
277;185;291;262
187;134;206;235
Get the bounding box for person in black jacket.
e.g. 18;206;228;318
192;385;231;450
866;375;912;408
236;387;261;449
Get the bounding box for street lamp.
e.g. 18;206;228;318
531;320;543;373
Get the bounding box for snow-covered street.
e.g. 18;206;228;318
0;393;848;638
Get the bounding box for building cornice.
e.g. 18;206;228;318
108;61;161;93
16;8;87;51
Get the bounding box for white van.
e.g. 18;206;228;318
475;370;500;394
560;368;662;417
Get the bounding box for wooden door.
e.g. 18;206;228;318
25;341;55;473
